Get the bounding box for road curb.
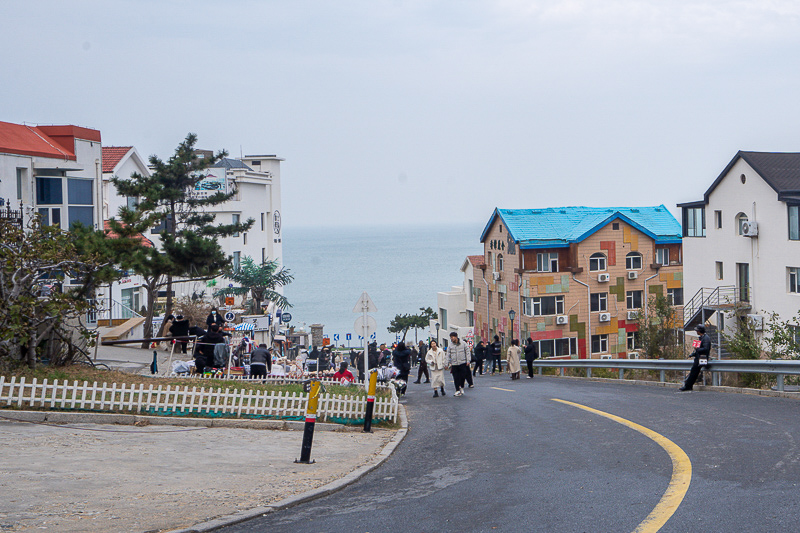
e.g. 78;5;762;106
166;404;409;533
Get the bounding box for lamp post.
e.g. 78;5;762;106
435;322;440;345
508;309;516;344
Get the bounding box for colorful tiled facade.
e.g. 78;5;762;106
475;206;683;359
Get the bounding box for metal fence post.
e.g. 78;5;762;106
660;370;665;383
777;374;785;392
587;368;592;378
619;368;624;380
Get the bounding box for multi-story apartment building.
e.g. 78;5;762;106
434;255;482;346
0;120;102;230
476;206;683;359
679;151;800;335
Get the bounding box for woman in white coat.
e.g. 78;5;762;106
425;339;447;397
506;338;522;380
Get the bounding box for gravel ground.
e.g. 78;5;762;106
0;420;394;532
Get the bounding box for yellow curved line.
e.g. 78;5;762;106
552;399;692;533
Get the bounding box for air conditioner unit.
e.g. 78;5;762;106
627;352;640;359
598;273;610;282
556;315;568;325
627;310;638;320
747;314;764;330
492;271;502;281
742;221;759;237
627;271;638;280
599;312;611;322
600;354;612;360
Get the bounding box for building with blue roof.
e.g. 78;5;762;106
475;206;683;360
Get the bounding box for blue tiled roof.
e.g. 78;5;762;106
480;206;682;248
211;158;252;171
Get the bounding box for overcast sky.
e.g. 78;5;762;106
3;1;800;228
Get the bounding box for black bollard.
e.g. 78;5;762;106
363;369;378;433
150;351;158;374
296;380;322;464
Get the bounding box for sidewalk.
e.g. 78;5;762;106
0;411;404;532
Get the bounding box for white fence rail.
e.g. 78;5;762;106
0;376;398;423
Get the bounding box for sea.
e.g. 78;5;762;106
282;222;483;347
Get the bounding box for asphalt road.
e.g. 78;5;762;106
219;373;800;533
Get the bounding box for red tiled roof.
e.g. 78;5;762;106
102;146;133;173
103;220;154;248
0;121;76;160
467;255;485;267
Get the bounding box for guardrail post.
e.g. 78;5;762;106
619;368;624;380
586;368;592;378
660;370;665;383
777;374;785;392
538;366;542;376
296;379;323;464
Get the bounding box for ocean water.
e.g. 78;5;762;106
282;223;483;346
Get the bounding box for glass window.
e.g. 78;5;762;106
498;254;504;271
68;179;93;204
790;268;800;294
684;207;706;237
468;280;474;302
589;253;607;272
591;334;609;354
525;296;564;316
16;168;25;200
716;261;724;280
68;206;93;228
591;292;608;312
627;331;640;350
626;252;642;270
656;248;670;265
38;208;49;226
499;291;506;311
626;290;643;309
537;252;559;272
233;213;241;237
555;337;578;357
36;177;63;205
790;205;800;241
539;339;555;358
126;196;138;210
233;251;241;273
667;288;684;306
261;212;265;231
715;210;722;229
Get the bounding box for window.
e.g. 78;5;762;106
467;310;474;327
667;288;684;306
261;213;265;231
589;253;607;272
67;179;92;204
656;248;669;266
68;207;93;228
737;263;750;302
716;261;724;280
468;279;474;302
537;252;559;272
233;251;241;272
499;291;506;311
151;214;173;234
233;214;241;237
627;331;640;350
555;337;578;357
524;296;565;316
440;308;448;328
126;196;138;210
790;325;800;345
497;254;504;271
715;210;722;229
626;290;643;309
626;252;642;270
591;334;609;354
16;168;25;200
736;213;749;236
243;232;248;245
36;177;63;204
590;292;608;312
262;247;266;263
789;205;800;240
790;268;800;293
683;207;705;237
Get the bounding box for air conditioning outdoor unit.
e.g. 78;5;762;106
747;314;764;330
492;271;502;281
742;221;759;237
627;310;638;320
600;354;612;360
598;273;610;282
627;271;638;280
556;315;569;325
599;312;611;322
627;352;640;359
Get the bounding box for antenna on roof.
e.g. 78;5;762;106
240;145;243;159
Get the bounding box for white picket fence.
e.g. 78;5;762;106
0;376;399;423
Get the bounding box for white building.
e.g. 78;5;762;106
434;255;481;346
679;151;800;337
0;121;103;230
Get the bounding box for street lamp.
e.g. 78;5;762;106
508;309;516;344
435;322;440;344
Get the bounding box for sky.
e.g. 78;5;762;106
3;1;800;229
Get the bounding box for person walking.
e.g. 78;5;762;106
473;340;486;376
447;332;471;396
524;338;538;379
249;343;272;378
425;339;447;397
168;314;190;354
679;324;712;391
414;340;431;384
506;339;522;380
392;342;412;395
489;335;503;374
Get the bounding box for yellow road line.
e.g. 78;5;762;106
490;387;515;392
552;399;691;533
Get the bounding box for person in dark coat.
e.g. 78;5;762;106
489;335;503;374
679;324;712;391
392;341;412;395
414;340;430;383
206;308;224;328
168;314;190;354
368;342;380;369
194;324;228;373
524;338;539;379
319;347;331;372
250;343;272;378
473;340;486;376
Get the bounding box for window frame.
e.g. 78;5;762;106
736;213;749;236
790;267;800;294
537;252;559;272
591;334;609;354
656;248;670;266
626;290;643;309
684;206;706;237
789;205;800;241
625;252;642;270
667;288;684;306
590;292;608;312
589;252;607;272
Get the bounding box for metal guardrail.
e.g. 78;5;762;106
533;358;800;392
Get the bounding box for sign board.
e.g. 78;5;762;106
346;333;352;340
354;315;377;337
281;312;292;323
352;291;378;313
322;337;331;346
247;316;271;331
333;334;339;342
692;339;701;348
224;311;236;322
225;297;235;306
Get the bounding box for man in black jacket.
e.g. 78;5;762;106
679;324;711;391
489;335;503;374
168;315;190;354
473;340;486;376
